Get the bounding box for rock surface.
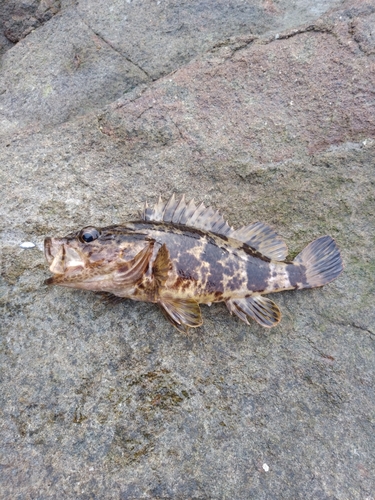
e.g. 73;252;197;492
1;0;375;498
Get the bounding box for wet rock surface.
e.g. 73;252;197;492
1;0;375;498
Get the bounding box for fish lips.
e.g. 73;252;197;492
44;237;86;284
44;237;55;265
44;237;59;284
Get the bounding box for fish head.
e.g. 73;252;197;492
44;225;153;292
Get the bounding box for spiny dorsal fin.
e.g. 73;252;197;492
142;194;232;236
152;243;172;288
142;196;287;260
159;294;202;332
229;222;288;261
226;295;281;328
142;195;166;222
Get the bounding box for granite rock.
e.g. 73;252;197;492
1;0;375;498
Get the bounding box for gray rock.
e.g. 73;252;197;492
77;0;344;80
0;0;345;133
1;0;375;498
0;7;149;136
2;0;61;43
0;0;61;55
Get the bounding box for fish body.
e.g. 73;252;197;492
44;195;343;332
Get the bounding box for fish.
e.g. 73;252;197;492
44;194;343;333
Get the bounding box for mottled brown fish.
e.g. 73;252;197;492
44;195;343;332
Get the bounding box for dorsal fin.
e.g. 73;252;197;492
141;196;287;260
229;222;288;261
142;194;232;236
142;195;166;222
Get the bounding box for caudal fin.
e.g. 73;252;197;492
293;236;343;289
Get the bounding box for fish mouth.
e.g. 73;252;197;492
44;237;86;285
44;237;54;265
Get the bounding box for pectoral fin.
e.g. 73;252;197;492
159;295;202;332
153;243;172;288
113;242;154;286
226;295;281;328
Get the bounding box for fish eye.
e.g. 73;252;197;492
79;227;100;243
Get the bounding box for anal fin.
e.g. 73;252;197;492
226;295;281;328
160;294;202;332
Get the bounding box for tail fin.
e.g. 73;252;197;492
293;236;343;289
